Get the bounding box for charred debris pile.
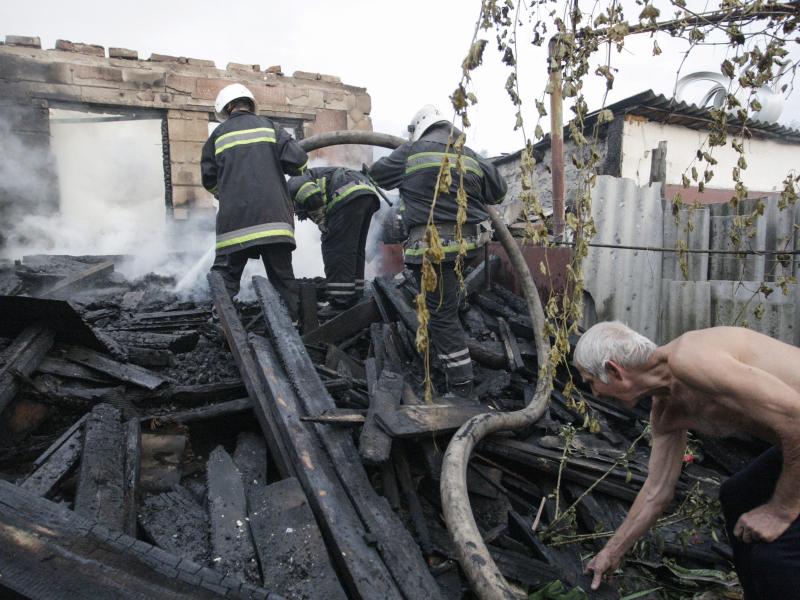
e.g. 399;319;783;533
0;254;760;599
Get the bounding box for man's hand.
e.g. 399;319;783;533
585;547;621;590
734;503;795;543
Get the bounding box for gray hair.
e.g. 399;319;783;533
573;321;656;383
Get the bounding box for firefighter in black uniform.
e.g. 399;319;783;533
369;105;507;397
201;83;308;321
287;167;380;316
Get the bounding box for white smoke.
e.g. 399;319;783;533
0;108;390;302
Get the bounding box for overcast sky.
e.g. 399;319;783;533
2;0;799;156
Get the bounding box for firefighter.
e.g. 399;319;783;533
369;105;507;397
288;167;380;317
201;83;307;321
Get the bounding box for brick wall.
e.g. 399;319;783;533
0;36;373;219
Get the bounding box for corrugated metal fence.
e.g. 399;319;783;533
583;175;800;345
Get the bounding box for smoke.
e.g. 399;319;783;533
0;108;392;302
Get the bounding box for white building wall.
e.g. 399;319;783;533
620;118;798;192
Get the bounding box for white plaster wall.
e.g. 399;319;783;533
620;118;798;192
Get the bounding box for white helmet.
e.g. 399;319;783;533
214;83;256;122
407;104;449;142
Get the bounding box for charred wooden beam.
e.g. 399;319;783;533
299;281;320;336
209;272;295;480
497;317;525;372
359;362;402;465
0;295;107;350
324;343;366;379
37;356;113;384
142;398;252;426
107;330;199;353
211;273;406;598
394;443;432;555
301;297;381;346
248;478;347;600
207;446;260;584
123;417;141;536
126;347;175;368
20;415;86;497
38;260;114;299
64;346;170;391
0;480;276;599
0;323;55;416
253;275;443;600
74;403;126;531
377;404;487;438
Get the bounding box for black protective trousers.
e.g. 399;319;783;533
408;261;473;388
320;194;378;307
718;447;800;600
211;243;299;320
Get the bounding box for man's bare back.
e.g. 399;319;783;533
652;327;800;444
573;323;800;592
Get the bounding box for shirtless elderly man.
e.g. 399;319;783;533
573;321;800;598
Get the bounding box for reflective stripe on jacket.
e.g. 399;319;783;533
201;111;308;254
288;166;379;218
368;122;507;263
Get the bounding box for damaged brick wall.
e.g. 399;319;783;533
0;35;373;220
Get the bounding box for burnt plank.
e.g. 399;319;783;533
207;446;260;584
167;379;247;405
324;343;366;379
139;484;211;564
74;403;126;531
123;418;141;536
299;281;320;336
37;356;114;383
127;347;175;368
249;335;401;599
0;323;55;416
65;345;170;390
0;295;107;350
107;330;199;353
213;269;408;599
248;478;346;600
38;260;114;299
497;317;525;372
301;297;381;346
0;480;275;600
253;276;443;600
463;254;500;296
233;431;268;493
394;443;432;554
20;417;85;497
359;365;402;465
144;398;253;426
208;273;295;479
377;404;486;438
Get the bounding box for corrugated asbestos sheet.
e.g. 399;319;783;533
583;177;800;345
583;176;663;342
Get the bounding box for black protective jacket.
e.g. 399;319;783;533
368;123;507;262
288;166;379;219
201;111;308;255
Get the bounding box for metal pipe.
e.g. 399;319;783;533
296;128;552;600
548;36;565;240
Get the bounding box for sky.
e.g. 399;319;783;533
2;0;799;158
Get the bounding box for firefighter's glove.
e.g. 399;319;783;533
309;207;327;233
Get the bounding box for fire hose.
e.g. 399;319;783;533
299;130;552;600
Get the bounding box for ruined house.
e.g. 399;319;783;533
0;34;372;240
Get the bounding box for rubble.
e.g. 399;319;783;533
0;252;752;599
